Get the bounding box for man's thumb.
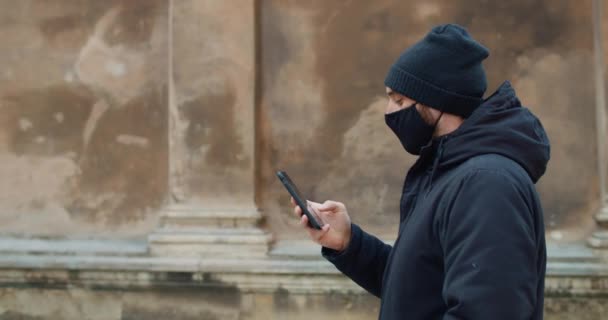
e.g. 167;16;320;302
320;200;339;211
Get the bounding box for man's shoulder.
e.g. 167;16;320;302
453;153;532;185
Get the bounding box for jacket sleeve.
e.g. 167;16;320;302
322;223;392;297
438;170;540;320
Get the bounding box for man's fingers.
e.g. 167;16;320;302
290;197;296;206
300;214;330;243
308;201;323;214
307;224;330;242
293;205;302;217
320;200;341;211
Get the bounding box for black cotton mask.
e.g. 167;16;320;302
385;103;437;155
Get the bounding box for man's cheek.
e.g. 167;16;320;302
386;102;399;114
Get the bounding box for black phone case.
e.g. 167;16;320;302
276;171;324;230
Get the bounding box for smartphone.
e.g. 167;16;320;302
276;170;324;230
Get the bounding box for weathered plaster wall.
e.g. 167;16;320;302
0;0;602;243
0;1;168;237
257;0;599;241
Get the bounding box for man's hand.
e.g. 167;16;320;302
291;198;352;252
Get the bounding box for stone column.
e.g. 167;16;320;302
148;0;270;257
589;0;608;248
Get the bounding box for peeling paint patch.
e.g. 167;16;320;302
18;118;33;131
64;71;75;83
69;88;168;225
1;84;96;156
105;59;126;77
82;100;109;148
54;113;64;123
74;2;167;106
416;3;441;20
0;154;78;236
180;86;247;168
550;231;564;241
116;134;149;148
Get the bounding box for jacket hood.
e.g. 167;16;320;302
432;81;550;183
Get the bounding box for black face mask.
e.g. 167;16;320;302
385;103;441;155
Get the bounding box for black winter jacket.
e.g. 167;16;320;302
323;81;550;319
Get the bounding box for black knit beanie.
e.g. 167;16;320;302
384;24;489;118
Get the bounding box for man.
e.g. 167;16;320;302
292;24;550;319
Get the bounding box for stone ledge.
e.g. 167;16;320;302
0;239;605;295
0;237;148;256
0;256;606;295
0;256;359;294
0;261;606;296
149;229;271;244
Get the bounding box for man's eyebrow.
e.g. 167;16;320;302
387;91;401;100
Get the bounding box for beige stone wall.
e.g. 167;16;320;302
0;0;601;242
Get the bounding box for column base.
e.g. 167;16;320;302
148;204;271;258
588;231;608;248
149;228;271;258
587;206;608;248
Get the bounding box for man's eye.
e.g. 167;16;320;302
395;100;403;105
